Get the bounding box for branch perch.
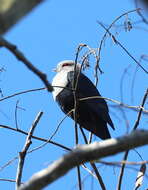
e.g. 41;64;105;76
18;130;148;190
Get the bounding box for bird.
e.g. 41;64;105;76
52;60;115;140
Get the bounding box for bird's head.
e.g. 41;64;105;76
53;60;81;73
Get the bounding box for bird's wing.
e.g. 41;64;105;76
67;71;115;130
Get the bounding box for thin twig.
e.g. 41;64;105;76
73;44;100;189
135;0;148;24
15;100;20;130
80;127;106;190
131;54;148;103
97;21;148;74
74;44;85;190
24;109;74;154
79;96;148;114
0;37;53;92
73;44;87;143
0;155;18;172
116;88;148;190
0;125;71;153
131;65;139;103
0;114;72;174
16;111;43;189
0;87;46;102
49;109;74;140
0;86;72;102
76;166;82;190
133;89;148;130
98;160;148;166
97;8;141;77
0;127;99;185
0;88;4;97
1;88;147;114
0;178;19;183
73;44;103;189
120;64;132;132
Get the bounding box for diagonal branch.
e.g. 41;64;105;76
18;130;148;190
0;0;45;34
97;22;148;74
116;88;148;190
80;127;106;190
96;8;141;83
0;124;71;151
16;111;43;189
0;37;53;92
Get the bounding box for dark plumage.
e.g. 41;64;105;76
52;60;115;139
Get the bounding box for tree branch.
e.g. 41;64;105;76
0;0;45;34
0;37;53;92
0;124;71;152
16;111;43;189
18;130;148;190
116;88;148;190
97;22;148;74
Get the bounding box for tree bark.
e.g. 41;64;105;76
0;0;45;35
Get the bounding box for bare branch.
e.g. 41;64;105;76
117;88;148;190
97;8;141;79
15;100;20;130
0;87;46;102
133;88;148;130
0;124;71;152
0;178;18;183
80;127;106;190
0;37;53;92
80;96;148;114
18;130;148;190
0;0;45;34
73;44;88;190
90;163;106;190
97;22;148;74
1;88;148;115
23;109;74;155
97;160;148;166
16;111;43;189
0;86;70;102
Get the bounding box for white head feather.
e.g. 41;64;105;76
52;60;81;100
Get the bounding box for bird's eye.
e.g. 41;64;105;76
62;63;73;67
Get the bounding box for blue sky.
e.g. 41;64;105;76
0;0;148;189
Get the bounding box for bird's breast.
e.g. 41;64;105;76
56;87;74;114
52;71;69;100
